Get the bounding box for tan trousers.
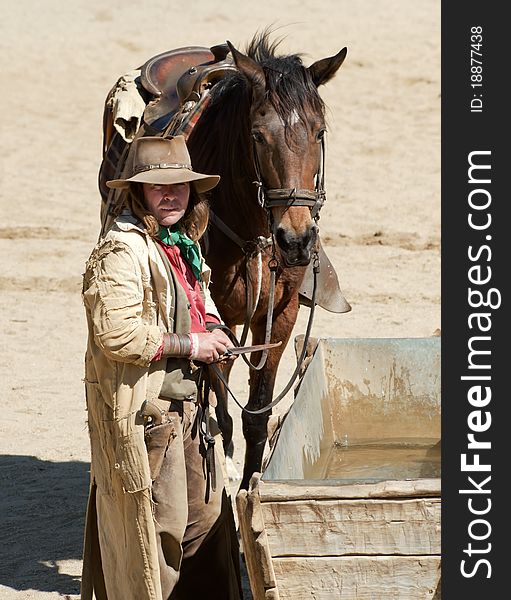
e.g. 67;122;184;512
149;399;242;600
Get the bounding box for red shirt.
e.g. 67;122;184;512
152;240;220;361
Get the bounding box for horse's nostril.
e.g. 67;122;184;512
275;227;291;251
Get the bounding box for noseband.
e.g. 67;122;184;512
252;136;327;220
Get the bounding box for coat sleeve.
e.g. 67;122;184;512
83;240;163;367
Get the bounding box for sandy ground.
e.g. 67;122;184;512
0;1;440;598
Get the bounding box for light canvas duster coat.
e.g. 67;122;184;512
80;213;220;600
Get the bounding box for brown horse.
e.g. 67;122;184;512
186;33;347;489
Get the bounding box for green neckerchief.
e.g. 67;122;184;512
158;224;202;282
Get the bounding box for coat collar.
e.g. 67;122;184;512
114;210;146;233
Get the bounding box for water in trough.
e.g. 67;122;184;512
305;437;440;482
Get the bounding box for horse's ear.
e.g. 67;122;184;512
227;41;266;102
308;47;347;87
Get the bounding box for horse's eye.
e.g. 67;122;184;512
252;131;265;144
316;129;326;142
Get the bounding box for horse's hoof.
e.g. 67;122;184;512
226;456;241;481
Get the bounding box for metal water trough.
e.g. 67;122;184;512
237;337;441;600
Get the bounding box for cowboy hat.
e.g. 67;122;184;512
106;135;220;193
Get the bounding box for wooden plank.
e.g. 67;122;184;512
259;478;441;502
272;555;441;600
262;498;440;556
236;480;280;600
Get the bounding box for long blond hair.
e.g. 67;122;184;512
126;183;209;241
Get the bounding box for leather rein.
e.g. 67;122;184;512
208;257;319;415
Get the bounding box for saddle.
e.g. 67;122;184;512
140;44;237;131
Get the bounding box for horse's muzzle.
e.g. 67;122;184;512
276;225;318;267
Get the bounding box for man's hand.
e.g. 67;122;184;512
193;329;235;363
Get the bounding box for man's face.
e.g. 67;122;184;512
143;182;190;227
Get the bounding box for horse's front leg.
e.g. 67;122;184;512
240;296;300;490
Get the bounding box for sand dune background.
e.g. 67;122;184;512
0;1;440;598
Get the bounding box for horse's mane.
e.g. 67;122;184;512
188;31;325;227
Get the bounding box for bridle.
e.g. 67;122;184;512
252;135;327;222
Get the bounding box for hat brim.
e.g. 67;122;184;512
106;167;220;194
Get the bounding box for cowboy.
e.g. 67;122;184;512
81;135;242;600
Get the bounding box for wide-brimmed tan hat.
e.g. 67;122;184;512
106;135;220;193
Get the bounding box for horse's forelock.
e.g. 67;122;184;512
268;64;324;116
245;31;325;139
